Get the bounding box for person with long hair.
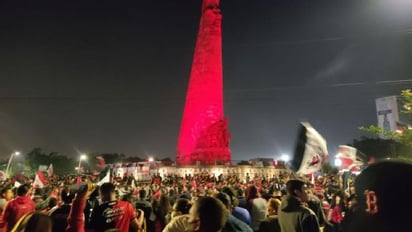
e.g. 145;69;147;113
245;185;267;231
151;194;171;232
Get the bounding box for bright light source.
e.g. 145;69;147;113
80;154;87;160
148;157;154;162
14;151;20;156
334;159;342;167
280;154;290;162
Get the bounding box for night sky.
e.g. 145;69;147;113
1;0;412;161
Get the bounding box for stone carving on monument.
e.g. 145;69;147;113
192;118;231;165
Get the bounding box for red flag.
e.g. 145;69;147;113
33;170;47;188
77;167;85;173
336;145;366;171
96;156;106;168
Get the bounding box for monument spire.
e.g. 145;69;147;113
176;0;231;166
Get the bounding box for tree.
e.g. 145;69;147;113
123;156;145;163
24;148;76;175
237;160;251;165
159;157;174;166
352;137;408;160
321;162;333;175
25;148;50;174
360;89;412;161
97;153;126;164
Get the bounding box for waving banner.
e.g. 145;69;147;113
291;122;329;175
336;145;366;171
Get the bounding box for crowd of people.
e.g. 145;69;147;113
0;159;410;232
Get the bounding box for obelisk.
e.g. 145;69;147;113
176;0;231;166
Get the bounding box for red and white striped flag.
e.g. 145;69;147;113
33;170;47;188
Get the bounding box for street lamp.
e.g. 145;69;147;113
78;154;87;174
5;151;20;178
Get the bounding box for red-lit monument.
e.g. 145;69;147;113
176;0;231;166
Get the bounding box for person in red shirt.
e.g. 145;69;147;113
2;184;35;231
89;183;143;232
66;183;95;232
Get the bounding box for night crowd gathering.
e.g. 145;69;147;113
0;157;411;232
1;0;412;230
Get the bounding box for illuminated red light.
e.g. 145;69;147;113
176;0;231;165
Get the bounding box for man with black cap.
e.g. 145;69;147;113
345;160;412;232
278;179;320;232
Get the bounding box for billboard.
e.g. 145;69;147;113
376;96;399;132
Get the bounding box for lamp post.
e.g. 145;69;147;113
5;151;20;178
78;154;87;174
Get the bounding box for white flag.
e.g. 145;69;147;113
292;122;329;175
131;178;136;189
97;170;110;186
47;164;54;177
